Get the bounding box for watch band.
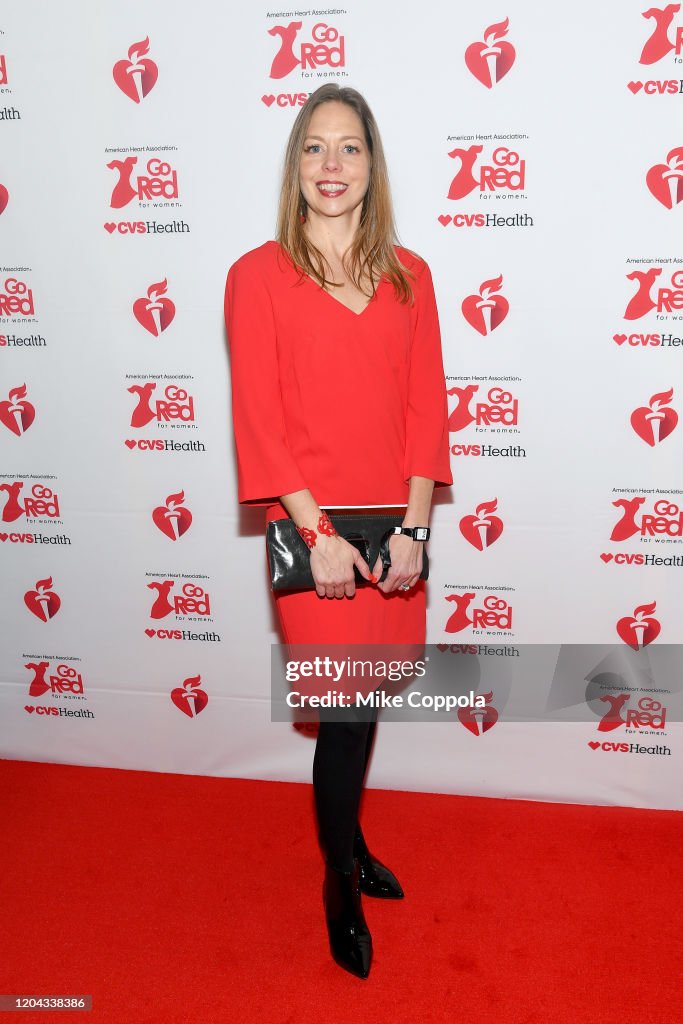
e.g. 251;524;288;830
391;526;431;542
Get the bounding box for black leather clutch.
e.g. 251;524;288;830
266;512;429;591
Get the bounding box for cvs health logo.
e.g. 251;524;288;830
597;693;667;731
465;18;516;88
447;384;519;432
447;145;526;199
458;690;499;734
0;278;35;319
624;266;683;319
148;579;211;619
646;146;683;208
128;382;195;427
0;384;35;436
171;674;208;717
631;388;678;445
24;576;61;621
461;275;509;334
639;5;683;64
113;38;158;102
269;22;345;78
459;499;504;550
611;496;683;540
152;490;192;540
27;660;84;697
1;481;60;522
616;601;661;649
444;592;513;633
133;279;176;336
108;156;179;208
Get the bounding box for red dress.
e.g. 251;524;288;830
224;241;452;645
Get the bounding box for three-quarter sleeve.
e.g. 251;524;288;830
403;260;453;488
224;255;308;504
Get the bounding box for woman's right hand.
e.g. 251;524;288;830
309;534;375;599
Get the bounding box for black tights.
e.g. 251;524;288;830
312;714;378;871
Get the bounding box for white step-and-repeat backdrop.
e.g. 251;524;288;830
1;1;681;809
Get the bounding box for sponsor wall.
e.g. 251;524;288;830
1;0;681;810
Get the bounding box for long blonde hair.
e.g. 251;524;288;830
276;84;414;304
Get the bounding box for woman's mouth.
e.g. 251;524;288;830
316;182;348;198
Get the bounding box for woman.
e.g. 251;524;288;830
224;84;452;979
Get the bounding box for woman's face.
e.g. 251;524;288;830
299;101;371;222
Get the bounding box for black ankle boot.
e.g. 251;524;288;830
322;859;372;979
354;826;405;899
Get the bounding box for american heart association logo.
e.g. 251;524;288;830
0;384;36;436
24;577;61;621
112;38;158;103
133;279;176;336
0;183;8;216
152;490;192;540
630;389;678;446
616;602;661;650
461;275;509;335
646;147;683;209
459;499;504;550
464;18;516;89
171;675;208;717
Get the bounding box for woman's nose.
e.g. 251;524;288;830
323;150;342;172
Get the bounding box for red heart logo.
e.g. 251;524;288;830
104;222;116;234
171;685;209;717
600;553;613;563
460;514;503;550
0;184;8;216
145;628;156;637
616;613;660;650
613;334;627;345
132;296;175;336
113;56;158;103
0;533;7;542
24;585;61;621
465;40;516;88
438;214;452;226
462;293;509;335
25;705;35;713
646;150;683;209
152;498;192;540
261;94;276;107
630;404;678;446
0;397;36;435
125;439;136;449
588;741;600;750
627;81;643;94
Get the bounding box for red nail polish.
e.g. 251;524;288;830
369;574;377;583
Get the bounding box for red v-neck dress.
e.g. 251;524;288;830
224;240;452;645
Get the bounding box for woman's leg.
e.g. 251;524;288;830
313;717;374;871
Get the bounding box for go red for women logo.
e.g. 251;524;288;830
1;481;60;522
639;5;683;64
461;275;509;335
171;674;208;717
0;278;35;318
128;382;195;427
646;147;683;208
616;601;661;649
268;22;345;78
148;579;211;619
27;661;84;697
0;183;8;216
108;157;179;209
447;145;526;199
597;694;666;732
133;279;176;336
611;496;683;541
447;385;519;432
459;499;504;550
0;385;35;436
152;490;192;540
465;18;515;88
631;388;678;445
444;592;513;634
113;38;158;102
624;266;683;319
24;577;61;621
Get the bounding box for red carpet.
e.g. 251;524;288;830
1;758;680;1024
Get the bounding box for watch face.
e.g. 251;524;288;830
414;527;429;541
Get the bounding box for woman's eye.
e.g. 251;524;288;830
344;145;359;154
304;144;321;153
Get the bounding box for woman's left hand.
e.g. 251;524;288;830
371;534;423;594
